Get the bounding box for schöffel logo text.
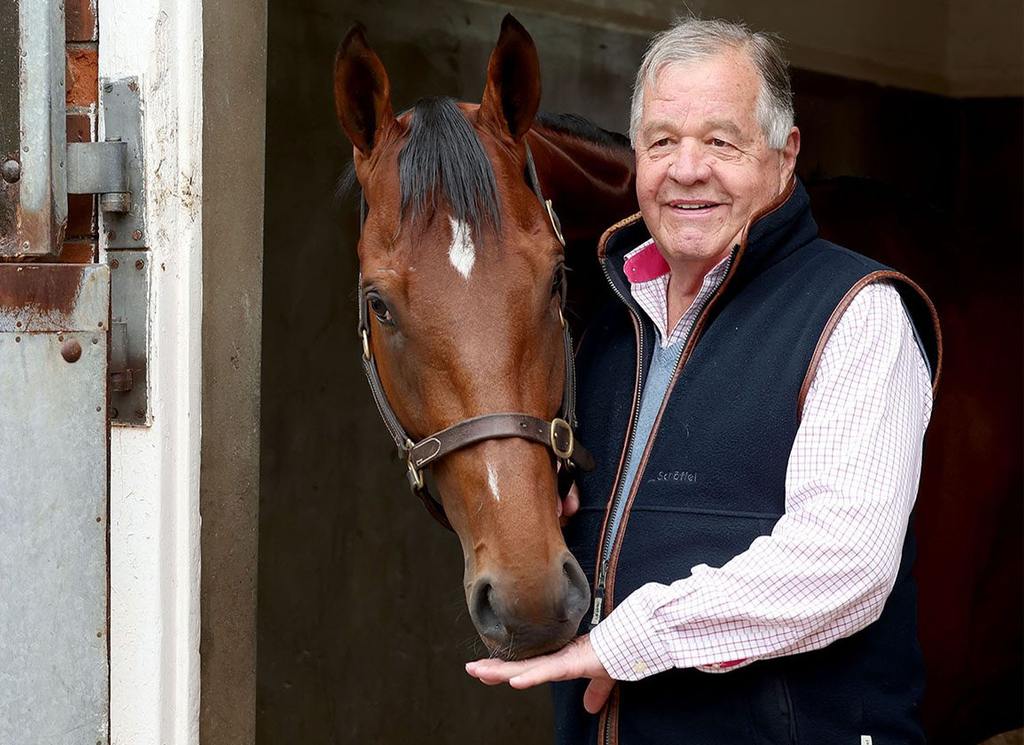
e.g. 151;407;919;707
649;470;698;484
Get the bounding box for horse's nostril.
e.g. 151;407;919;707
470;579;503;635
562;557;591;621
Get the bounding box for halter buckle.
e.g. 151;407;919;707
407;458;425;492
550;417;574;460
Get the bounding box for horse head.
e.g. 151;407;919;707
333;15;592;659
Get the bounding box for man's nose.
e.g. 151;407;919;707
667;140;710;184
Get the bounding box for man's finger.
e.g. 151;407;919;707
583;677;615;714
508;656;579;688
465;658;544;684
565;484;580;515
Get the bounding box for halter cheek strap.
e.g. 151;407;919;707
355;142;593;530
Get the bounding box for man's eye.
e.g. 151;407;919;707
651;138;671;149
367;294;394;325
710;138;731;148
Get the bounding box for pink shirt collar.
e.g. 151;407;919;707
623;240;670;284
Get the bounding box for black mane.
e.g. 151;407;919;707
399;96;500;233
337;105;630;225
534;112;632;150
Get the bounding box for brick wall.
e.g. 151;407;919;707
63;0;97;263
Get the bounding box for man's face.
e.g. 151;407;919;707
635;50;799;270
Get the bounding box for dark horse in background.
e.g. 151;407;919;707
333;15;1021;745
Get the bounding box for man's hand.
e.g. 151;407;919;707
465;634;615;714
558;481;580;527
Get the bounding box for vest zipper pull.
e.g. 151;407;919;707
590;559;609;627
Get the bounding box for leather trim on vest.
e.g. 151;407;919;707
796;269;944;422
598;211;644;259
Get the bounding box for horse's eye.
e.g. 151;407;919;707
551;263;566;299
367;294;394;325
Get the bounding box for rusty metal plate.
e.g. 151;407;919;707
108;250;149;425
0;263;109;332
0;263;109;745
0;0;68;258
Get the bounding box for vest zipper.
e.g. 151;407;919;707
591;257;647;627
591;247;736;626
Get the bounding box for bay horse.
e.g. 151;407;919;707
332;16;635;660
333;14;1021;744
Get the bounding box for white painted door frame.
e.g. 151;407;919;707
98;0;203;742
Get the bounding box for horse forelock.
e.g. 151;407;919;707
398;97;501;238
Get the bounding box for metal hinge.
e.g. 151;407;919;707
70;76;151;426
65;77;147;250
66;140;131;213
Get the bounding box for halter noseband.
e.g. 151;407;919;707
355;142;592;530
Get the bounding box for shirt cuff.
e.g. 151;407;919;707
588;586;676;681
588;583;755;679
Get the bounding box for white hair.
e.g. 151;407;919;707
629;17;794;150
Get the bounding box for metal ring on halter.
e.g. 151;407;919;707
407;459;425;491
557;306;566;329
550;417;574;460
361;329;370;361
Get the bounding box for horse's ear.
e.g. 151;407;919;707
333;24;395;156
479;14;541;142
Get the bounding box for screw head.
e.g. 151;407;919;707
135;259;144;270
61;339;82;363
132;229;142;241
111;258;119;269
1;159;21;183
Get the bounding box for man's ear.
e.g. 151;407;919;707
333;24;395;156
780;127;800;188
478;14;541;142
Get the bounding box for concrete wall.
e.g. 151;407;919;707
469;0;1023;96
257;1;1021;743
200;0;267;743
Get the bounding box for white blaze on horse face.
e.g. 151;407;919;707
448;216;475;279
486;463;501;502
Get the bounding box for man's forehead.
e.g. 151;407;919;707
642;54;759;126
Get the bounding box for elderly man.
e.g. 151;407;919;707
467;17;940;745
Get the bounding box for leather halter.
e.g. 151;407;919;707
356;142;593;530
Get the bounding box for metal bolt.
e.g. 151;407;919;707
110;407;119;418
95;516;102;523
14;336;20;342
91;337;98;345
104;83;112;93
135;409;145;419
132;229;142;241
96;631;102;638
15;321;21;328
97;321;103;328
61;339;83;363
106;230;117;240
1;159;21;183
20;241;28;251
58;334;63;341
135;259;144;270
110;258;119;269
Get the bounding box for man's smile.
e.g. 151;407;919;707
665;199;726;216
